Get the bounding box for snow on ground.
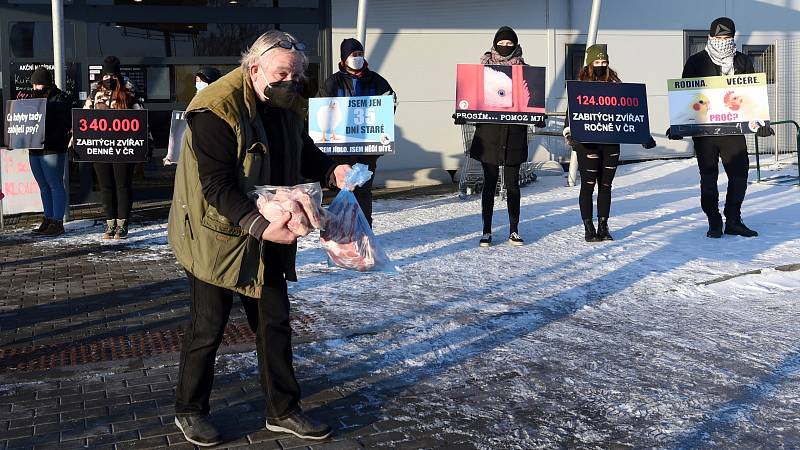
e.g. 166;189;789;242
8;158;799;448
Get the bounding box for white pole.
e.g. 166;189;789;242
52;0;70;222
356;0;368;51
567;0;602;187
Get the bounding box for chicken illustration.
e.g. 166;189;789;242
316;100;343;141
724;90;765;118
723;91;743;111
483;66;513;108
674;93;712;124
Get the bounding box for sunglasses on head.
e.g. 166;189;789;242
261;40;307;55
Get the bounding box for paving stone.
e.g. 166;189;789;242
308;438;364;450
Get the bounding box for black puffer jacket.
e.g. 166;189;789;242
682;50;755;78
29;87;72;156
469;122;529;166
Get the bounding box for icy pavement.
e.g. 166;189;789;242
1;158;798;449
288;158;800;449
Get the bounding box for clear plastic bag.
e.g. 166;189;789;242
320;164;394;272
249;182;327;237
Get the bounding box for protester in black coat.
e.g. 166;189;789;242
28;66;72;237
467;26;535;248
318;38;396;227
668;17;771;239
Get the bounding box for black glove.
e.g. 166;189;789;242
666;127;683;140
533;113;548;128
452;113;467;125
756;125;775;137
642;136;657;149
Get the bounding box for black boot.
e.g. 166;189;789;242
583;219;601;242
596;217;613;241
32;217;50;234
706;213;723;238
725;216;758;237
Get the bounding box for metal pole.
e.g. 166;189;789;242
52;0;70;222
356;0;368;51
754;133;761;183
567;0;602;187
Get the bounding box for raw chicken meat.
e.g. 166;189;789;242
250;183;326;238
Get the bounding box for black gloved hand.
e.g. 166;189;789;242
452;113;467;125
755;125;775;137
642;136;657;149
666;127;683;140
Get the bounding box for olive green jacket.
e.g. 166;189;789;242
167;67;306;298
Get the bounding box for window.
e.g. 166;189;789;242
684;30;708;62
87;23;309;57
10;22;76;59
743;45;775;84
565;44;586;81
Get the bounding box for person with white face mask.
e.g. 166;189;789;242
668;17;774;239
194;66;222;93
318;38;397;228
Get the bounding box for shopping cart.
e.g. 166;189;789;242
457;124;539;200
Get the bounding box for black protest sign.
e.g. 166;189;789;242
4;99;47;149
71;109;149;162
566;81;651;144
166;111;187;164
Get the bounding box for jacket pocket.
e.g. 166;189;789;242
201;208;244;237
241;142;268;192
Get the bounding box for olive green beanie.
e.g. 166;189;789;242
585;44;609;66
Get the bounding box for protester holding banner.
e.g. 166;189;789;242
318;38;396;227
564;45;656;242
467;26;531;247
668;17;771;238
27;67;72;237
83;56;142;240
167;30;352;446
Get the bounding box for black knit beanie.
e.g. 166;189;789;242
709;17;735;37
340;38;364;62
195;67;222;84
493;26;518;47
101;56;122;77
31;67;53;86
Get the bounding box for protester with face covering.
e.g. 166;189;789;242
28;66;72;237
563;45;657;242
668;17;772;238
83;56;142;240
168;30;352;447
318;38;396;228
466;26;537;248
194;67;222;93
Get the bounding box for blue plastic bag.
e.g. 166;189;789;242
320;164;394;272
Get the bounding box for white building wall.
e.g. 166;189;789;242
330;0;800;186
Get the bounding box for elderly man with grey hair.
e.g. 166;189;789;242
168;30;351;446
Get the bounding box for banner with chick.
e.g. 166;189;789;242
309;95;395;156
454;64;546;125
668;73;770;137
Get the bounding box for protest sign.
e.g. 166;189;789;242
11;62;79;101
309;95;395;155
668;73;770;136
165;111;187;165
566;81;651;144
454;64;546;125
71;109;149;162
4;99;47;149
0;148;43;215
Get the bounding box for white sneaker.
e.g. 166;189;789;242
508;232;524;246
479;233;492;247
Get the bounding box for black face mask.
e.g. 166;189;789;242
495;44;516;57
102;78;118;91
263;80;302;110
32;88;49;98
592;66;608;78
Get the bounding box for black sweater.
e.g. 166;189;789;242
682;50;755;78
29;87;72;156
189;108;337;241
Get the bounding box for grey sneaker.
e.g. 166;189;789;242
265;410;332;440
479;233;492;247
174;415;223;447
508;232;524;246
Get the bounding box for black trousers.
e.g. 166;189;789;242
575;143;620;220
692;135;749;220
175;269;300;419
481;162;521;234
93;162;134;220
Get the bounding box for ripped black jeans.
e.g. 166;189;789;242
575;143;621;221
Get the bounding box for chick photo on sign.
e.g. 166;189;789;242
309;95;395;155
